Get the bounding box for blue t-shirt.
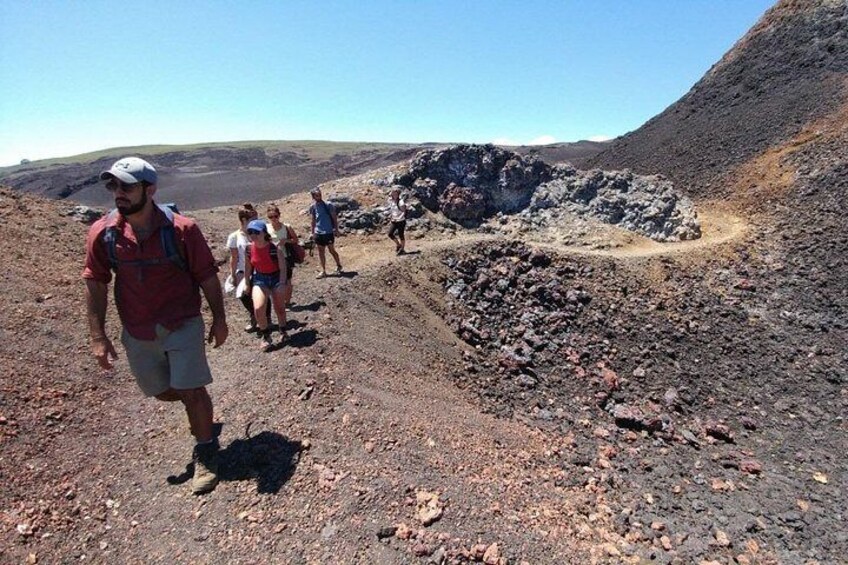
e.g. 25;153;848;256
310;201;336;234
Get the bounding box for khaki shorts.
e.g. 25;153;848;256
121;316;213;397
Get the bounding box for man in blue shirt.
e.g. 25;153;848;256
308;187;343;278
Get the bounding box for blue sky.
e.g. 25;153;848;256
0;0;774;166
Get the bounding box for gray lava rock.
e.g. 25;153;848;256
526;169;701;241
395;144;551;226
332;190;426;234
385;144;699;239
64;205;103;224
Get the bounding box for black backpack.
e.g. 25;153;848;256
247;242;281;268
102;204;187;272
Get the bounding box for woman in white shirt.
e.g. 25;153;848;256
386;187;407;255
226;205;269;331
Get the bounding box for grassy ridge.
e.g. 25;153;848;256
0;139;425;172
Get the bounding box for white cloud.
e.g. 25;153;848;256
587;135;612;142
528;135;556;145
491;135;557;147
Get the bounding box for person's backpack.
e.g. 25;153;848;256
102;204;187;272
284;225;306;264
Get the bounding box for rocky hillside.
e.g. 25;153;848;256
4;2;847;562
589;0;848;345
587;0;848;201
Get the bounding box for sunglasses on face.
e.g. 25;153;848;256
105;179;143;193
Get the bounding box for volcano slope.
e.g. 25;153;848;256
577;0;848;560
1;164;845;565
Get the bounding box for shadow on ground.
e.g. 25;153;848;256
219;431;303;493
167;429;303;494
289;300;326;313
287;329;317;348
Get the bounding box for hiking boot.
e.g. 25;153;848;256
191;442;219;495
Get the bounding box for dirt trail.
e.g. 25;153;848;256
5;188;844;564
327;202;749;277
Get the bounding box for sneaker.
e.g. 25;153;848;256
191;442;219;495
397;249;406;256
278;330;288;346
336;265;343;274
316;272;327;279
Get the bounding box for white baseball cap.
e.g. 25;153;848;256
100;157;157;185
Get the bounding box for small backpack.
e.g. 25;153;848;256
284;225;306;264
102;204;187;272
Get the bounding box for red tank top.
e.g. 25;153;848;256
249;242;279;274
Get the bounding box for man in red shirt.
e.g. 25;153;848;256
83;157;228;495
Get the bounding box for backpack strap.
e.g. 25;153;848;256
157;204;188;272
101;205;188;272
103;210;121;271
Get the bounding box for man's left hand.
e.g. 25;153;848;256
207;317;228;348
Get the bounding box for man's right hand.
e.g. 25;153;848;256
91;337;118;370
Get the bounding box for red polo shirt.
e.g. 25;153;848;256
82;205;218;340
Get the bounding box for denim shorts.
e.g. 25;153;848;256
253;270;282;289
121;316;213;397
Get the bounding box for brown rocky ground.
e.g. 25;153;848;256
3;2;846;562
2;170;844;564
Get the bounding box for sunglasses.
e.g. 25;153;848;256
105;179;143;193
247;229;262;235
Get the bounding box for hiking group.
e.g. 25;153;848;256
225;203;297;352
83;156;411;495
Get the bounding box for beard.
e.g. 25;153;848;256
116;187;148;216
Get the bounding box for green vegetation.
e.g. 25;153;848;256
0;140;422;173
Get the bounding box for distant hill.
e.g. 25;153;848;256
510;140;610;166
0;140;606;211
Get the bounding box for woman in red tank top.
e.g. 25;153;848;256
243;220;288;351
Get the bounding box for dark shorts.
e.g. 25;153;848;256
389;220;406;239
253;271;282;289
314;233;335;246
